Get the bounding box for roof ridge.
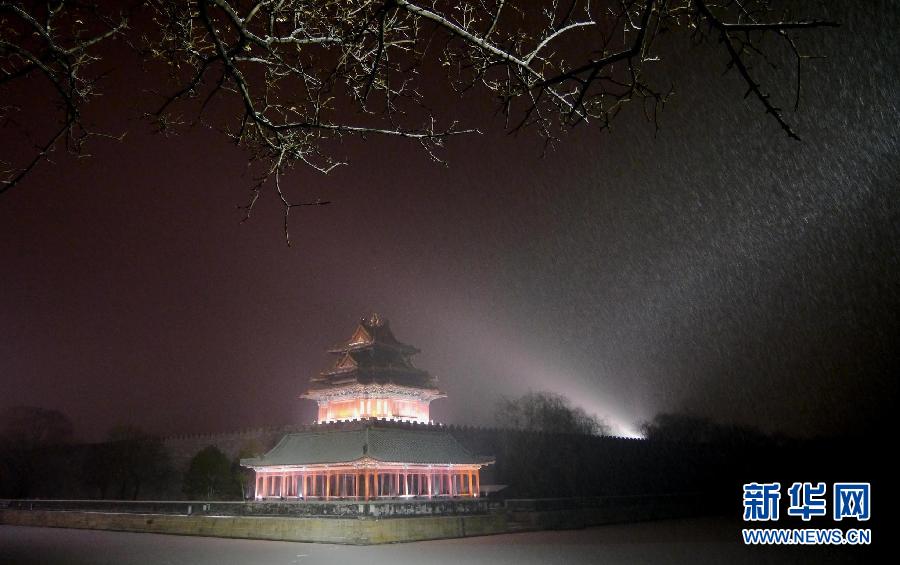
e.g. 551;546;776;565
245;424;493;467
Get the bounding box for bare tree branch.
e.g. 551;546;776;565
0;1;128;192
2;0;838;241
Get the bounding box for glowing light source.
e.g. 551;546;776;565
309;383;442;424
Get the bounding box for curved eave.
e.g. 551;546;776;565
306;380;442;391
327;342;420;355
368;456;495;466
318;366;430;378
242;456;493;469
242;456;369;469
240;425;492;469
302;383;446;401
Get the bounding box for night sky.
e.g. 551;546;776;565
2;1;897;442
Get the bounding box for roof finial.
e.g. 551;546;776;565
363;312;385;328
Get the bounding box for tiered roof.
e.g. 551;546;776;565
306;313;440;393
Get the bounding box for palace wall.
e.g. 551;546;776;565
5;417;791;505
162;425;303;472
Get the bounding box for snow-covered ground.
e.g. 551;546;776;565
0;517;868;564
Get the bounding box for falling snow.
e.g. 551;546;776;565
0;2;896;441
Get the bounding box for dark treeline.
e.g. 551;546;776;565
2;403;893;524
459;419;887;504
455;398;893;532
0;407;254;501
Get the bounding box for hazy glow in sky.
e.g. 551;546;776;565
0;3;895;441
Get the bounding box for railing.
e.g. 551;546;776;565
2;493;708;520
504;493;706;512
0;498;501;518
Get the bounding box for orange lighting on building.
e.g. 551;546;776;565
303;313;445;424
316;396;432;423
242;313;493;501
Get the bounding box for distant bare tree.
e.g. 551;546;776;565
641;412;775;445
493;391;606;496
3;1;836;239
496;390;608;435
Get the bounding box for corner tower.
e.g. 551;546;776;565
243;313;492;501
303;313;445;424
